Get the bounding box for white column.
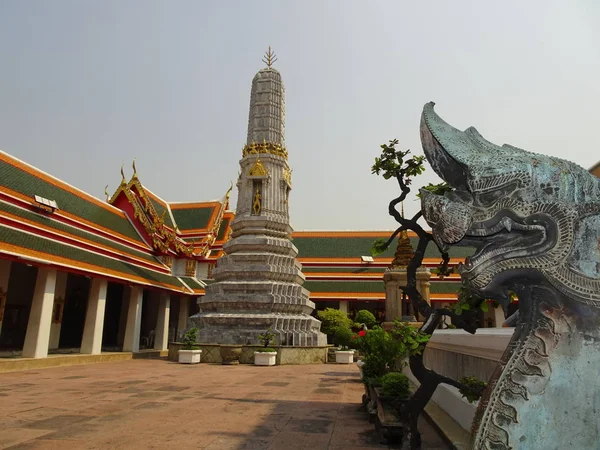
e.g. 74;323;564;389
0;259;12;337
22;267;57;358
154;292;170;351
48;271;68;349
339;300;349;314
494;305;505;328
80;278;108;354
123;286;143;352
178;296;190;338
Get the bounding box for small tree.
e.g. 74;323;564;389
354;309;377;329
182;328;199;350
256;328;277;353
372;139;486;448
257;328;276;348
316;308;353;336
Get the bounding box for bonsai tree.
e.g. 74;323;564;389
333;326;354;349
182;327;199;350
371;139;487;448
354;309;377;329
317;307;352;336
256;328;276;353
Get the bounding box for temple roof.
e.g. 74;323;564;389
0;151;205;294
292;231;468;303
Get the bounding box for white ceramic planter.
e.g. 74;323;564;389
254;351;277;366
178;349;202;364
335;350;354;364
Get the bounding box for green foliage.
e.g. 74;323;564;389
334;326;354;349
416;182;452;198
458;376;487;403
381;372;411;400
371;139;425;181
255;347;277;353
390;321;430;356
354;310;378;329
317;308;352;336
257;328;276;348
453;285;483;315
182;328;199;350
370;238;388;257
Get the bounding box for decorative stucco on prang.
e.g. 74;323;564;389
191;55;325;347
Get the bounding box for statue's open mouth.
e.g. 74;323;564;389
419;102;557;290
458;211;552;276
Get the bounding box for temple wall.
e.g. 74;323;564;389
405;328;514;433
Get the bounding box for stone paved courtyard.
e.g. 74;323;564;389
0;361;449;449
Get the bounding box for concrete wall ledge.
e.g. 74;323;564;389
428;328;514;361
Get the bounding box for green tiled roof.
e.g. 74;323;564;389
294;237;394;258
217;217;231;240
171;206;215;231
0;159;144;242
302;266;386;274
0;224;185;290
148;196;175;229
293;236;474;260
303;280;384;293
303;279;461;296
179;277;205;290
0;201;159;265
429;281;462;294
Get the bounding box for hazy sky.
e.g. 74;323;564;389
1;1;599;230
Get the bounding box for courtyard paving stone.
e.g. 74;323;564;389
0;360;450;449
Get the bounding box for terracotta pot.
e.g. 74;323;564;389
220;345;242;365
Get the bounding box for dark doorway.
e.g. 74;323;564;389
59;274;90;348
0;263;37;350
102;282;123;349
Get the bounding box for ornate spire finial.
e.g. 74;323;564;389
104;185;109;201
262;46;277;68
132;159;137;177
120;164;126;184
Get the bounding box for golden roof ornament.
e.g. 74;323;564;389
249;158;269;177
132;159;137;178
104;185;109;201
120;164;126;184
262;46;277;68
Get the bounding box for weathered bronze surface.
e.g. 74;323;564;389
420;102;600;450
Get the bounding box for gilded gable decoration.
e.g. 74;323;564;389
248;158;269;177
185;259;197;277
107;167;194;256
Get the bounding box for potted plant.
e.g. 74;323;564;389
374;372;411;444
178;328;202;364
254;328;277;366
334;326;355;363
